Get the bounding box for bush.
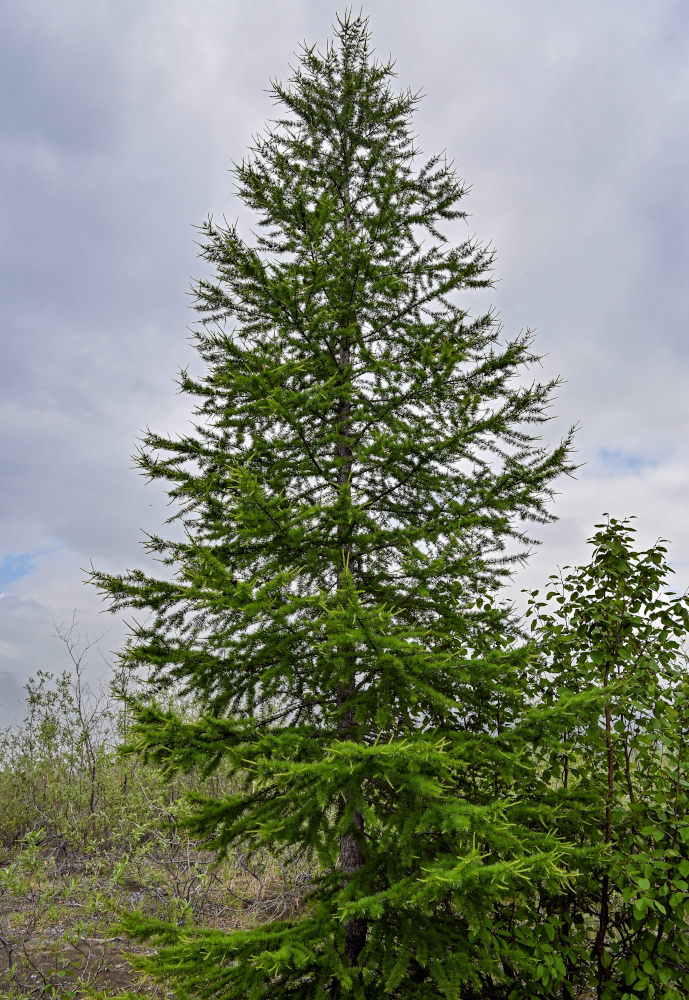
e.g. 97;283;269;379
525;517;689;1000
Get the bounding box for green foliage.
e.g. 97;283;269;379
525;516;689;999
0;662;156;853
0;620;240;858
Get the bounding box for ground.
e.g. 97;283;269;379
0;834;311;998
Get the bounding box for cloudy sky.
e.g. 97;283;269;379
2;0;688;726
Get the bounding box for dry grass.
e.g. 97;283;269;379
0;832;315;998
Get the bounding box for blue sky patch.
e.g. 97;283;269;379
0;552;38;588
0;546;64;589
597;449;656;474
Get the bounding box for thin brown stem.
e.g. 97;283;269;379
333;120;367;982
594;661;614;998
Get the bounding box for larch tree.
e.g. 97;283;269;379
89;11;578;999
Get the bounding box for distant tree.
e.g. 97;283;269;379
88;11;577;998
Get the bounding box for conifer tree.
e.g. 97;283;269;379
89;11;577;997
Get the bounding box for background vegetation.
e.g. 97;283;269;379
0;616;314;998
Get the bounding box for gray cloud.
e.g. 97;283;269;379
2;0;688;725
0;669;24;729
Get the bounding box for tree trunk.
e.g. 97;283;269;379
334;139;367;969
594;663;614;997
340;802;367;963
